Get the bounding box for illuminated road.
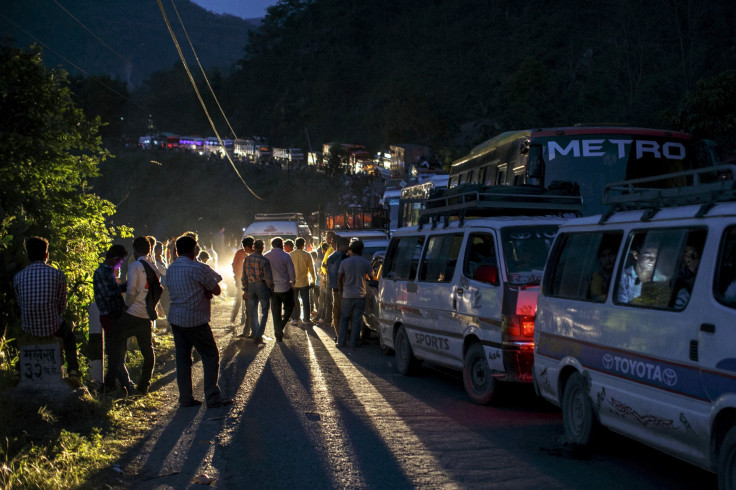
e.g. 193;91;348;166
115;300;716;489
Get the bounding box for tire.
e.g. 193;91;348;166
462;342;496;405
379;329;393;355
360;322;372;342
395;326;419;375
562;372;597;446
718;426;736;490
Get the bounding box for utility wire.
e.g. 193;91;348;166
155;0;263;201
169;0;238;140
0;14;149;115
51;0;133;67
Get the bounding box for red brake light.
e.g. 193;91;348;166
506;314;535;340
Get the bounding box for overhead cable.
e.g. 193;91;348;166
169;0;238;139
155;0;263;201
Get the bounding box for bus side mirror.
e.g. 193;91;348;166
528;144;545;181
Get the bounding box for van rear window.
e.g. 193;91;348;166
501;226;557;285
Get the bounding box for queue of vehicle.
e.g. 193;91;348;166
240;125;735;486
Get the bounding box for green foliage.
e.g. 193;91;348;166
666;70;736;155
0;44;130;344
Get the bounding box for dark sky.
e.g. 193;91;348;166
191;0;275;19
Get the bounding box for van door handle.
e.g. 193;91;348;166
701;323;715;333
456;288;463;296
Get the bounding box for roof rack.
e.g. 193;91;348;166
254;212;305;222
602;165;736;215
418;184;582;228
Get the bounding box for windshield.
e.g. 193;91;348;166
501;226;558;285
535;133;703;215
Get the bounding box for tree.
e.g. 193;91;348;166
667;69;736;156
0;44;129;345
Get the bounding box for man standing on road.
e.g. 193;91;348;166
241;239;273;343
92;244;129;392
318;232;337;330
167;234;233;408
111;236;158;395
264;237;295;342
284;239;299;326
231;236;254;334
327;237;350;341
290;237;316;327
13;236;80;384
337;239;373;348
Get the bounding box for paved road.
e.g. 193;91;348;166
110;298;717;489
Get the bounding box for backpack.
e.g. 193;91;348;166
140;260;163;320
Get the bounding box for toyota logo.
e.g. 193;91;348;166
602;353;614;370
662;368;678;387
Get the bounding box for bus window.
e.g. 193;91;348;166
496;165;507;185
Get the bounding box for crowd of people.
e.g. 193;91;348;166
230;230;374;348
12;228;375;408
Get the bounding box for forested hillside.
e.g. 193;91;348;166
126;0;736;160
7;0;735;161
3;0;255;86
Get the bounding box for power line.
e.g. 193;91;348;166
156;0;263;201
169;0;238;140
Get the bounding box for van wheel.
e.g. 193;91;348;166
379;330;393;355
463;343;496;405
395;326;419;375
361;323;372;341
562;372;597;446
718;426;736;490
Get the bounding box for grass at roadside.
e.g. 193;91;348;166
0;326;176;489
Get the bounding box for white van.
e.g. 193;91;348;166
243;220;299;251
533;167;736;487
378;187;581;404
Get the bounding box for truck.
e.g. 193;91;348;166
234;137;272;163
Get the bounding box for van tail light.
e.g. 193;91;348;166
505;314;535;341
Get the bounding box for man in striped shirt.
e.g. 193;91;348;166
13;236;80;380
241;239;274;343
167;234;233;409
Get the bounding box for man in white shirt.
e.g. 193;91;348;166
264;237;296;342
109;236;158;395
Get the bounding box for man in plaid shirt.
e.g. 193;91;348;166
13;236;80;379
92;244;129;391
241;239;274;344
167;234;233;408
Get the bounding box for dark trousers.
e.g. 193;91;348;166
100;312;128;389
270;290;295;340
110;312;154;390
338;297;366;347
55;319;79;373
171;323;224;406
248;282;271;339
